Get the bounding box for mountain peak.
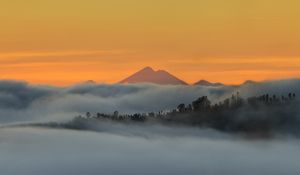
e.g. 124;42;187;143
119;67;188;85
141;66;154;71
138;66;155;73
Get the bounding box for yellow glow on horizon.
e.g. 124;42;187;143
0;0;300;86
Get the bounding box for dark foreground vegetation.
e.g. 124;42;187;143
29;92;299;137
53;93;300;136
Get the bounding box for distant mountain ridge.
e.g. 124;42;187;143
119;67;188;85
119;66;258;86
194;80;224;87
243;80;257;85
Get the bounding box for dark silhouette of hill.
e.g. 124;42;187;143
194;80;224;87
24;91;298;138
243;80;257;85
59;92;297;137
119;67;188;85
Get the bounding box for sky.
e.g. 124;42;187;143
0;0;300;86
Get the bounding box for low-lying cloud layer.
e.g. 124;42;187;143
1;126;300;175
0;79;299;124
1;79;300;175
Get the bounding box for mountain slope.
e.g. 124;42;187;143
119;67;188;85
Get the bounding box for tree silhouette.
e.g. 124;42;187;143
192;96;211;111
86;112;91;118
177;103;185;113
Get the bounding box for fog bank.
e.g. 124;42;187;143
0;79;299;124
0;126;300;175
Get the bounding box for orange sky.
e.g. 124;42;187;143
1;0;300;86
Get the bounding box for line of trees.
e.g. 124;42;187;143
76;92;296;123
65;92;299;136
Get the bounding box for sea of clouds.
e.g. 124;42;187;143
0;79;300;175
1;79;300;124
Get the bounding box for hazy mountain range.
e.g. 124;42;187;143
80;66;256;86
119;66;229;86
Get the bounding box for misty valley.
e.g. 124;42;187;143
1;79;300;175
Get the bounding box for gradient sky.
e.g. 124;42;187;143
1;0;300;85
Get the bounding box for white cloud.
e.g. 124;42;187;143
0;79;300;175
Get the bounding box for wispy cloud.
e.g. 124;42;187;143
0;50;131;64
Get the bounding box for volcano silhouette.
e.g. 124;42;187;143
119;67;188;85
